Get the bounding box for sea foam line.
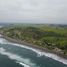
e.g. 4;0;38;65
16;62;31;67
0;47;36;67
0;37;67;65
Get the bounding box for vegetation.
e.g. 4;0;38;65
0;24;67;55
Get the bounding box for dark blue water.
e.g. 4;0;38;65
0;38;67;67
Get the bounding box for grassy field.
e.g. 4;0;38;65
0;24;67;55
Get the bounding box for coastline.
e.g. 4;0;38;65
1;34;67;60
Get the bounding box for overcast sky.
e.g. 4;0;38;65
0;0;67;24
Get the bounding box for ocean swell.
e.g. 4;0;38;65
0;37;67;65
0;47;36;67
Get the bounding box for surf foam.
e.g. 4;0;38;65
0;38;67;65
0;47;36;67
16;62;31;67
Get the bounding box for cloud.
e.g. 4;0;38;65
0;0;67;23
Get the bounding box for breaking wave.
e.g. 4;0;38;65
0;37;67;65
0;47;36;67
16;62;31;67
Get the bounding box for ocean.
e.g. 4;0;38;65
0;37;67;67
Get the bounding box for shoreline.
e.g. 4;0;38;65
0;34;67;60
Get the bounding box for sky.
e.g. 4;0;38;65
0;0;67;24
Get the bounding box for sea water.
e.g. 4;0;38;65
0;37;67;67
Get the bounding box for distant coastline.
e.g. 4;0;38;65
1;34;67;60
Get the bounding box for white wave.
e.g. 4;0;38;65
0;38;67;65
0;38;41;54
16;62;30;67
37;52;67;65
0;47;36;67
0;38;9;44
